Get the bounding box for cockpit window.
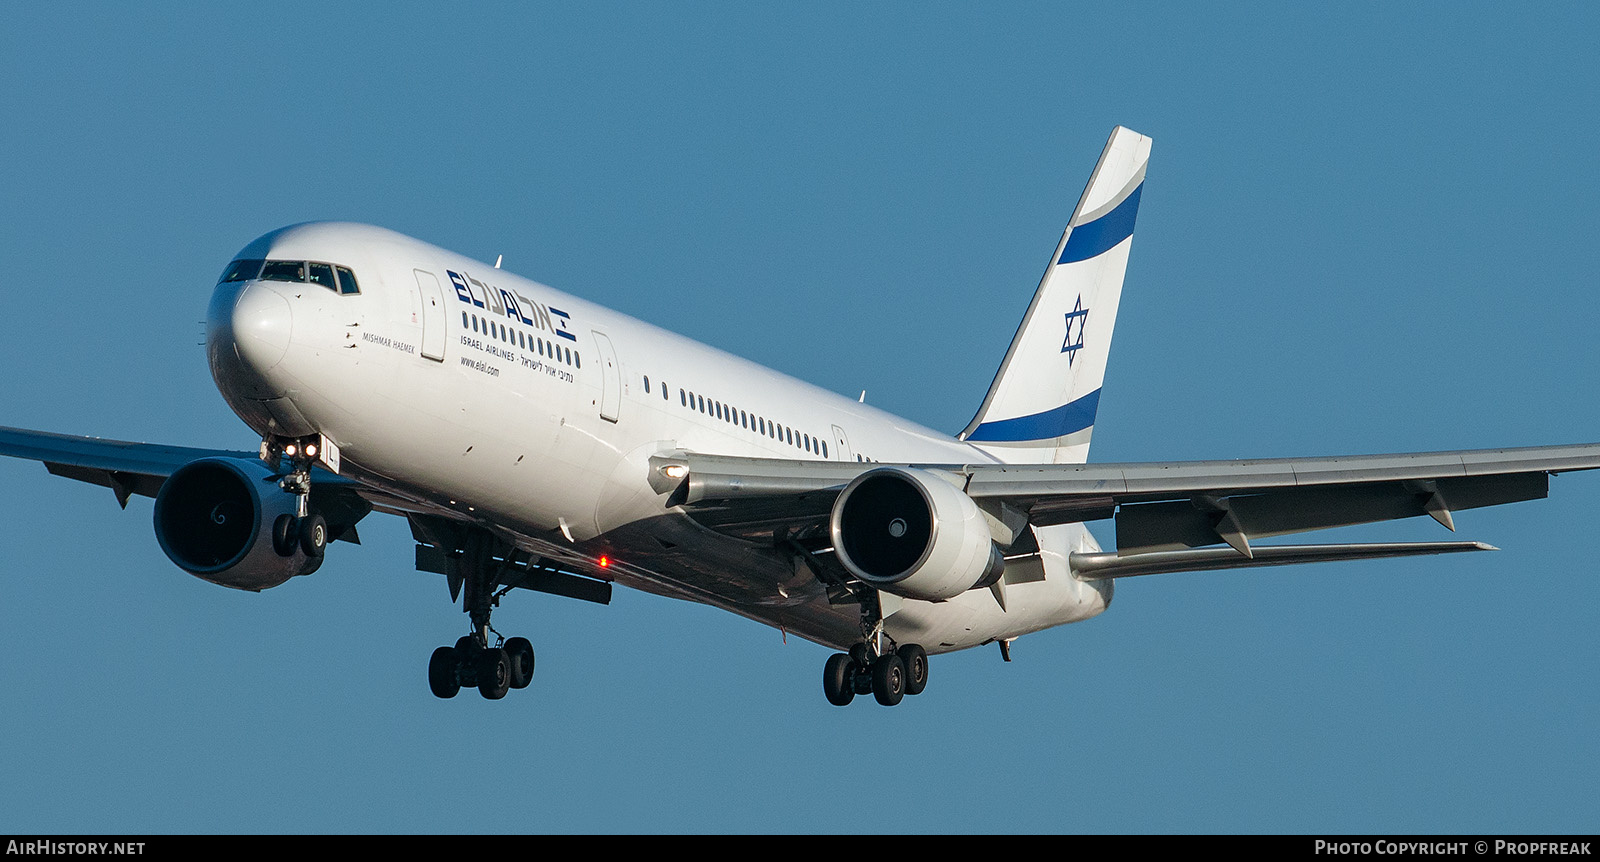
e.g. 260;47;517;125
335;266;359;295
261;260;306;282
219;259;264;283
232;258;361;295
308;262;337;291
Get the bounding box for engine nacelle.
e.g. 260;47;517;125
153;457;318;591
829;466;1005;601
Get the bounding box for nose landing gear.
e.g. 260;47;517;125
263;434;337;574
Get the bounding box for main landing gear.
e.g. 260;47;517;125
823;641;928;706
415;524;540;701
822;598;930;707
428;634;534;700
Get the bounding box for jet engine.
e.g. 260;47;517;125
153;457;321;591
829;467;1006;601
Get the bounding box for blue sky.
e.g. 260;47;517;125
2;3;1597;833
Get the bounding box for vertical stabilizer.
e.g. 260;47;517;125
959;126;1150;464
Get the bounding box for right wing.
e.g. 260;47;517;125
0;424;611;600
0;424;401;546
0;425;252;508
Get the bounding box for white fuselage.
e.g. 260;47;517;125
208;222;1111;654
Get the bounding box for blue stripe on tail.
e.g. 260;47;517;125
1058;184;1142;265
966;388;1101;442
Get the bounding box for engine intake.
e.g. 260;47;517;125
153;457;318;591
829;467;1005;601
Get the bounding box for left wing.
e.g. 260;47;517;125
652;443;1600;567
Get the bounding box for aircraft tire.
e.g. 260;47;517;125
897;643;928;696
478;648;511;700
454;636;479;688
428;646;460;699
823;653;855;706
849;642;870;668
505;637;535;689
871;655;906;707
271;514;298;557
298;513;328;558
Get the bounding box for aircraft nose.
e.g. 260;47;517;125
228;283;294;372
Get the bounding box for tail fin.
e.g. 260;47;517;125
959;126;1150;464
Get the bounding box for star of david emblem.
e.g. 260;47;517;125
1061;295;1089;366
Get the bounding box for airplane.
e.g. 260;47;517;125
4;125;1598;707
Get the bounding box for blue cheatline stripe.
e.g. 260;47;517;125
966;388;1101;443
1058;183;1142;265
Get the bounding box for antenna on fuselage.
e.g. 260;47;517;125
494;255;503;269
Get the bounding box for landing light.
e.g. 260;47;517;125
661;464;688;479
283;443;298;457
305;443;317;457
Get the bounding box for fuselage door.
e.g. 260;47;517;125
831;425;853;461
414;269;447;362
592;330;621;423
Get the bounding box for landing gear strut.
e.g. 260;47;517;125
821;595;930;707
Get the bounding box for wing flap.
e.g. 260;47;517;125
1070;541;1497;580
43;462;165;507
1114;472;1548;555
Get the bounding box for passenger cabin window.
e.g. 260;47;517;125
219;259;264;283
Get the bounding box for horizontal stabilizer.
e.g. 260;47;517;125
1069;541;1496;580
